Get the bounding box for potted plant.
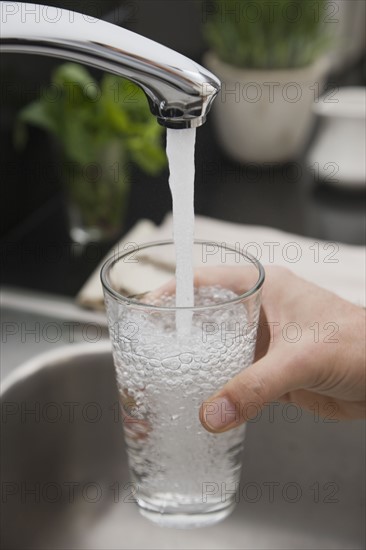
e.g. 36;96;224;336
203;0;331;163
16;63;167;244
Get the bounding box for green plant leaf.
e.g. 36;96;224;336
18;100;59;135
53;62;100;102
203;0;331;69
16;64;167;177
127;136;167;176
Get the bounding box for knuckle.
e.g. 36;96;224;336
226;371;267;412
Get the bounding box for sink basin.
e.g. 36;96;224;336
1;341;365;549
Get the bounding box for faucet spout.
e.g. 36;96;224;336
0;2;220;129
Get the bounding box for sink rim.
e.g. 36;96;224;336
1;337;364;549
1;340;112;397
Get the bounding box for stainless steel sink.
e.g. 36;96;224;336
1;341;365;550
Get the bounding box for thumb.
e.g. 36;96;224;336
199;347;309;433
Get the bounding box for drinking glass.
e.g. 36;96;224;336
101;240;264;528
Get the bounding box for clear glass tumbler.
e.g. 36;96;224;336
101;240;264;528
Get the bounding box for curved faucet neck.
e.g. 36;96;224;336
0;2;220;129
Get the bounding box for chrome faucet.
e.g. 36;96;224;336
0;2;220;129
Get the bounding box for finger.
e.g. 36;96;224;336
146;266;260;302
195;266;261;295
144;278;176;302
199;347;314;433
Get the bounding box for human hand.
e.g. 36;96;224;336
199;266;366;433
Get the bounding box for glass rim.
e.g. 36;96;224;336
100;239;265;311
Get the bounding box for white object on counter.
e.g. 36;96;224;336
77;214;366;309
307;87;366;187
203;52;330;164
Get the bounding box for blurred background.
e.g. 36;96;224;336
1;0;365;297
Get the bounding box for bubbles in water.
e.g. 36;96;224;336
109;286;257;505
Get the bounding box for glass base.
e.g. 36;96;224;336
137;498;236;529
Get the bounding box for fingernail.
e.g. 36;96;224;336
201;396;239;432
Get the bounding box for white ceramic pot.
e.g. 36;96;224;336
204;52;330;164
